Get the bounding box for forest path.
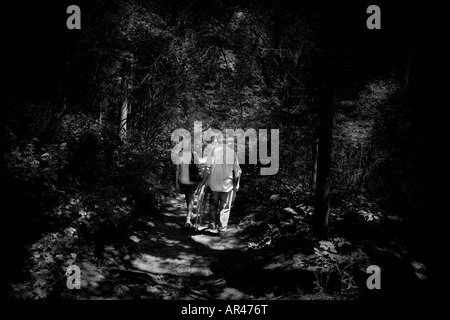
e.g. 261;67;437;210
77;189;433;301
126;192;250;299
80;192;293;300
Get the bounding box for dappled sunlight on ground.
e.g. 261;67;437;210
129;194;248;281
190;230;244;251
217;287;247;299
120;192;278;299
132;253;213;276
8;188;352;300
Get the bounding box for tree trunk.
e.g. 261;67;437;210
314;88;333;238
120;76;129;139
120;98;128;139
99;109;104;125
99;97;107;125
303;145;309;191
313;3;335;239
358;139;375;192
310;140;318;192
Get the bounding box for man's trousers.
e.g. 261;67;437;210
208;188;232;231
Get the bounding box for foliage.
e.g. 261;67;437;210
114;141;168;213
308;238;369;296
3;0;431;301
8;229;83;300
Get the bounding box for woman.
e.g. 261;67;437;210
175;147;201;227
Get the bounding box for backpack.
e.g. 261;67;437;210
188;152;202;183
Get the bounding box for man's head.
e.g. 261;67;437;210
224;137;234;146
217;137;235;151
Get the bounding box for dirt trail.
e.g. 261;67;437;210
78;193;279;300
128;193;250;299
71;192;434;302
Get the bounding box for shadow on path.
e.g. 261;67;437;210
98;192;320;300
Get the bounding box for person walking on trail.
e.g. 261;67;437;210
175;143;201;228
198;135;219;225
197;138;241;233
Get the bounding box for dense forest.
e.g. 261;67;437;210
1;0;443;302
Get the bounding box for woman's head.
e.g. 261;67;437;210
178;138;192;156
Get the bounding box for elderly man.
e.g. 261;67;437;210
198;138;241;233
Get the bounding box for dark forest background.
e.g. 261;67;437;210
1;0;445;301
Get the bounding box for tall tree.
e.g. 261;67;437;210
313;2;336;238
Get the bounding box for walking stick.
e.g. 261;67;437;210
228;170;240;209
